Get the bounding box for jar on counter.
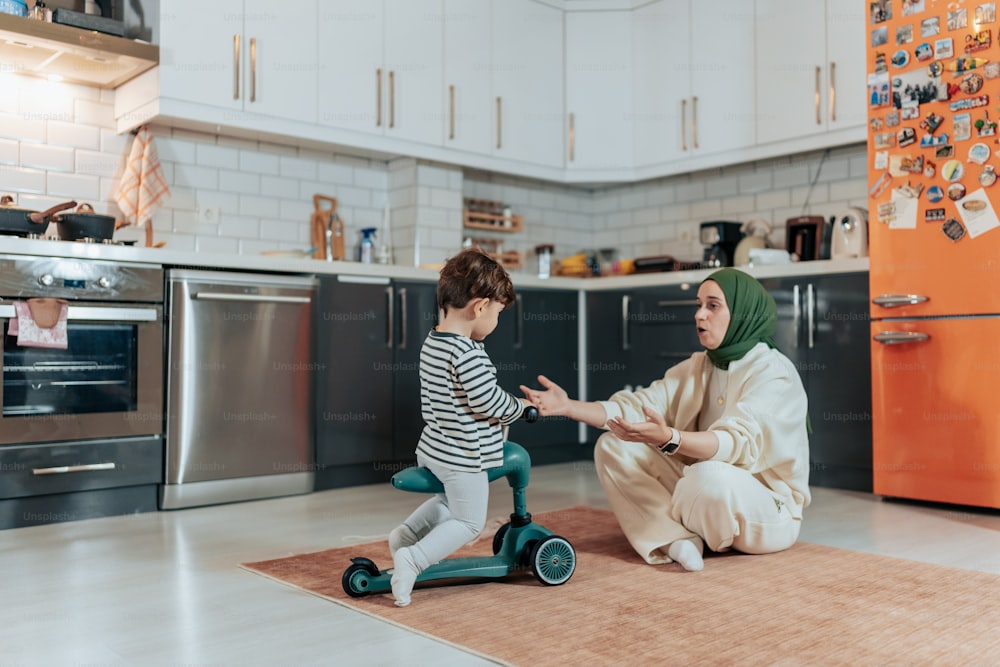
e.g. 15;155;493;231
535;244;554;279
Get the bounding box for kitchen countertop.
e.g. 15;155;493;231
0;237;869;289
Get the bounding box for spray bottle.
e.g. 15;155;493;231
359;227;377;263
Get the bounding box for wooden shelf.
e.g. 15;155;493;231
463;210;523;233
464;237;523;270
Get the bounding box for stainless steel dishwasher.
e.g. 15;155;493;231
162;270;317;510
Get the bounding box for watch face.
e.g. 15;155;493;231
660;441;680;455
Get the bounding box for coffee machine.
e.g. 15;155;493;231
700;221;744;268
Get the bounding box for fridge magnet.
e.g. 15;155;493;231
948;8;969;30
956;187;1000;238
875;52;890;73
920;112;944;132
964;30;992;54
871;116;886;131
869;171;893;198
927;60;945;77
887;110;901;126
870;0;891;24
892;50;910;68
875;150;890;170
985;62;1000;78
948;182;967;200
877;200;897;224
897;181;924;198
915;43;934;61
890;154;924;176
869;72;892;107
897;24;914;44
898;126;918;147
934;144;955;158
969;142;992;163
925;207;947;222
927;184;945;202
924;159;937;177
954;112;972;141
902;102;920;120
889;189;919;229
942;218;967;241
935;38;954;59
873;26;889;48
921;17;941;38
979;164;997;186
950;95;990;113
920;132;950;148
875;132;897;149
893;70;948;108
943;159;965;181
976;3;996;24
945;56;988;73
960;73;985;95
903;0;925;16
975;111;998;135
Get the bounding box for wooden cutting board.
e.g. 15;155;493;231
311;194;345;260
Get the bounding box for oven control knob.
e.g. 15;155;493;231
37;273;54;287
97;276;111;289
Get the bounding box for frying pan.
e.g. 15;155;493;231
53;203;119;242
0;196;77;237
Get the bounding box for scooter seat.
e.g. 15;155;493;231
391;441;531;494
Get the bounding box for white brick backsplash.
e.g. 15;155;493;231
722;195;756;215
172;163;219;189
793;183;829;206
194;190;238;212
218;214;261;238
47;172;100;201
261;176;301;199
259;218;301;241
172;210;205;234
632;207;660;226
197;144;239;170
48;122;100;150
280;156;318;180
219;170;261;194
756;189;791;212
239;195;280;218
691;199;723;219
816;156;850;182
75;150;121;178
2;166;45;193
706;175;740;198
676;181;707;202
646;186;676;207
20;144;73;172
196;236;239;254
0;113;45;143
660;203;692;222
239;150;280;175
74;99;114;127
156;137;197;164
416;164;452;189
20;90;74;123
318;162;353;184
279;199;314;222
738;171;773;194
618;191;646;210
354;166;388;190
0;139;16;165
429;188;461;210
829;179;867;202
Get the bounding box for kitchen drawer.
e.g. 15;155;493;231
0;435;162;500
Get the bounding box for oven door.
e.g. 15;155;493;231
0;302;163;445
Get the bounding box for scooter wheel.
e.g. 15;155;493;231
530;535;576;586
491;522;511;555
342;562;377;597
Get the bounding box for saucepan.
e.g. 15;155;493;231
53;203;120;242
0;196;78;237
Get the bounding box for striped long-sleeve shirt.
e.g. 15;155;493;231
415;330;525;471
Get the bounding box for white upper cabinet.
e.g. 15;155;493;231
443;0;493;155
158;0;318;124
491;0;564;168
317;0;443;146
566;11;633;171
632;0;755;169
756;0;866;145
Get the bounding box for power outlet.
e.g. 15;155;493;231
198;206;220;224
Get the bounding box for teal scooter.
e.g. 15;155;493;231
341;407;576;598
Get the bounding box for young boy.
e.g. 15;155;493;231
388;248;531;606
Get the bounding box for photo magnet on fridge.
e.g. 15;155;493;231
935;38;954;59
892;70;948;109
897;24;914;44
948;9;968;30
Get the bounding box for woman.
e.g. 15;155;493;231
520;268;810;571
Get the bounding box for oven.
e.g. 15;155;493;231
0;254;164;529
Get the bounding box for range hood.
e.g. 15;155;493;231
0;13;157;89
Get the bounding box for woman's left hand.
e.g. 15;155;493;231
606;406;672;450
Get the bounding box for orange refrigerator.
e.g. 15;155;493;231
867;0;1000;507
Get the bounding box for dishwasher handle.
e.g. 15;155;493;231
192;292;312;304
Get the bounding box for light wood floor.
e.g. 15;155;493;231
3;462;1000;666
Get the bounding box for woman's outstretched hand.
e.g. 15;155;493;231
520;375;570;416
607;406;672;449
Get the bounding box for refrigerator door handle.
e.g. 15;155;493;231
873;331;931;345
872;294;929;308
792;284;801;348
806;283;815;349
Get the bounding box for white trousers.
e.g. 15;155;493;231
399;453;489;571
594;433;800;565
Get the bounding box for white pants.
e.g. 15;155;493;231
594;433;800;565
399;453;489;571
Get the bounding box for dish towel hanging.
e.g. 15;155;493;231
114;125;171;229
8;298;69;349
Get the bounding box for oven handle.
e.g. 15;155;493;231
0;305;158;322
33;462;116;475
192;292;311;304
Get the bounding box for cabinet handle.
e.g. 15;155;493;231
691;96;699;149
398;287;408;350
568;112;575;162
376;69;383;127
815;66;821;125
621;295;631;351
386;286;394;349
680;98;687;151
829;61;836;122
514;294;523;350
872;294;930;308
496;96;502;149
193;292;310;304
449;85;455;140
249;37;257;103
806;283;815;349
233;34;240;100
33;462;116;475
873;331;930;345
656;299;699;308
792;284;801;349
389;70;395;129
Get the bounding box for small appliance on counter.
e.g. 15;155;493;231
785;215;831;261
700;221;744;268
733;218;773;266
830;207;869;260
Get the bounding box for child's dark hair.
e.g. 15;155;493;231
438;248;516;314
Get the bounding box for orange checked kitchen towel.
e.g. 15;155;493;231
115;125;170;228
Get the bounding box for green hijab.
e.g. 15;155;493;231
702;268;778;371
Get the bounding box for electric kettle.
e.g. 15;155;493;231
830;207;869;260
